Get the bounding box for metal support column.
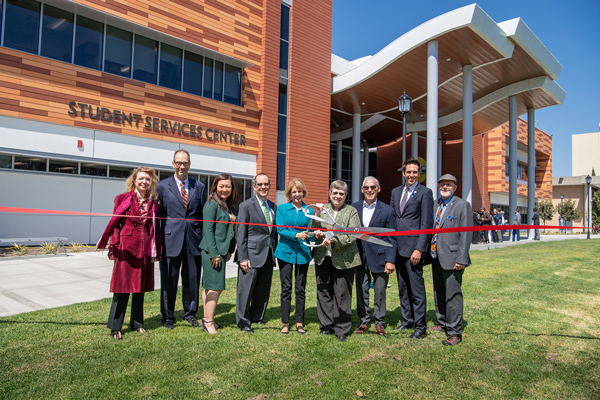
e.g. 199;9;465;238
426;40;439;193
336;140;342;181
362;139;369;179
462;64;473;204
411;132;418;159
352;112;361;203
509;96;518;223
527;108;536;239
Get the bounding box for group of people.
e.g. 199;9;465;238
97;151;472;346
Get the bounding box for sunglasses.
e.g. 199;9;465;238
362;185;378;190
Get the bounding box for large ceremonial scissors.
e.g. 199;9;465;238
302;205;393;248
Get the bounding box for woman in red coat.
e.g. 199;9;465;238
97;167;162;340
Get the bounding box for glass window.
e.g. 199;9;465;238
197;174;209;189
278;83;287;115
280;4;290;41
279;40;289;79
203;57;214;98
158;170;172;181
49;159;78;174
108;166;133;178
81;163;107;176
224;64;241;106
4;0;40;54
244;179;252;201
74;15;103;70
41;4;73;62
277;115;287;153
104;25;132;78
183;51;203;96
233;178;244;210
14;156;46;171
0;154;12;169
213;61;223;101
133;34;158;84
159;43;182;90
276;153;286;191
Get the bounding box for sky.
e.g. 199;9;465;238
332;0;600;177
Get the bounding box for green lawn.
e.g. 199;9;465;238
2;240;599;399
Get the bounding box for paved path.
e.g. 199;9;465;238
0;234;595;317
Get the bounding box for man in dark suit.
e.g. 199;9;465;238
157;149;206;329
235;173;278;333
351;177;397;336
428;174;472;345
531;207;540;240
389;158;434;339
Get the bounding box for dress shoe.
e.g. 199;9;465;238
355;324;369;334
163;321;175;330
338;335;347;342
241;326;254;333
394;324;413;331
320;329;333;335
442;335;462;346
375;324;386;336
186;317;199;327
409;328;427;339
428;324;445;332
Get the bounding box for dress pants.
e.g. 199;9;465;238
534;229;540;240
395;255;426;330
236;252;274;329
315;257;354;339
355;264;389;326
278;260;309;324
159;239;201;323
432;258;464;337
107;292;145;331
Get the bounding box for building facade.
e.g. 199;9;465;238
0;0;332;244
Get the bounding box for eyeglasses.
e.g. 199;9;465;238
255;182;270;187
362;185;378;190
173;162;190;167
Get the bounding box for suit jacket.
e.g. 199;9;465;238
198;199;236;258
434;195;472;270
390;183;434;258
513;212;522;225
311;203;361;270
157;176;206;258
273;202;313;265
532;212;540;225
351;200;397;273
236;196;278;268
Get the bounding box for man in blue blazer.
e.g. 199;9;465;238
157;149;206;329
351;177;397;336
235;173;278;333
429;174;472;345
389;158;434;339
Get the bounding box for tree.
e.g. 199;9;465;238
555;198;581;228
537;200;554;229
592;190;600;232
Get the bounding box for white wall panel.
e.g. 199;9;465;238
0;116;94;158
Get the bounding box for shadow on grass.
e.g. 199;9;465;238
0;319;105;326
502;331;600;340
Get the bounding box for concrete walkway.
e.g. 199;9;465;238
0;234;595;317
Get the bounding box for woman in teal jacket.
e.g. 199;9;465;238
199;173;237;334
274;178;313;334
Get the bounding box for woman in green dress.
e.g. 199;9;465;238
199;173;237;334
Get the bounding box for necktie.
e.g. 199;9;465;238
400;188;409;214
430;202;443;259
180;182;187;209
262;201;272;232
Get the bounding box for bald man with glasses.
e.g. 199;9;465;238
351;177;397;336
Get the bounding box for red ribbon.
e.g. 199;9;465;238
0;206;577;237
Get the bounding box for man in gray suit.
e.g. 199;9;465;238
428;174;472;345
235;173;278;333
